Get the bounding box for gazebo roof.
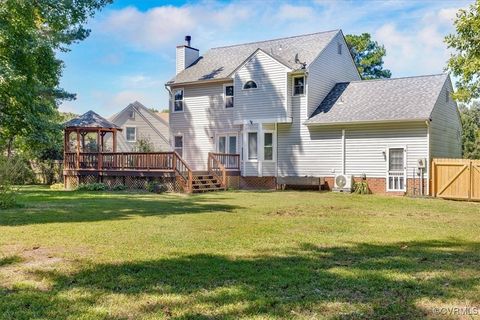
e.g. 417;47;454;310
64;110;121;130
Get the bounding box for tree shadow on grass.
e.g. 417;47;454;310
0;189;242;226
2;240;480;319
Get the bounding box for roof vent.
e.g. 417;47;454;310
185;35;191;47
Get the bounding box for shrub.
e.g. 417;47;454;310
354;181;371;195
146;181;168;193
77;183;107;191
0;155;31;209
49;183;64;190
112;185;127;191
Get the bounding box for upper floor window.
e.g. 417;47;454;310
225;85;234;108
337;42;342;55
126;127;136;142
173;89;184;112
243;80;257;90
293;76;305;96
446;90;450;103
128;110;135;119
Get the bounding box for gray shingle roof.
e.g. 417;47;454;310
306;74;449;125
64;110;121;129
169;30;340;85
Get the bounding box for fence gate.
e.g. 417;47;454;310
432;158;480;201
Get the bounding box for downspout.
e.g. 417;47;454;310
164;84;173;150
341;129;346;175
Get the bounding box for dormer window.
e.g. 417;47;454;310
173;88;184;112
128;110;135;119
243;80;257;90
293;76;305;96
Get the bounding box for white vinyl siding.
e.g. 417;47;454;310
109;105;170;152
169;81;241;170
278;122;428;179
306;31;360;117
429;79;462;158
234;50;290;122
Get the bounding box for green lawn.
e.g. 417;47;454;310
1;187;480;319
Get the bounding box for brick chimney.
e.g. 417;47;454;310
176;35;199;75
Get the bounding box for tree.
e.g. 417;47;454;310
345;33;392;80
445;1;480;102
0;0;111;157
459;102;480;159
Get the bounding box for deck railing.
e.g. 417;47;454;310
208;153;227;190
210;153;240;170
173;151;193;193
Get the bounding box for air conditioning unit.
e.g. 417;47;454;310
417;158;427;169
333;174;353;192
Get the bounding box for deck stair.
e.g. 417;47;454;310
192;171;225;193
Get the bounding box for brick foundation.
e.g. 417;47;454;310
323;176;428;195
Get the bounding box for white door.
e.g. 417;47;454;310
387;147;406;191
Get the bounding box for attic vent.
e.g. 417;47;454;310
337;43;342;55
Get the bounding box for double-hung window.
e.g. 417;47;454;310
293;76;305;96
264;132;273;161
126;127;136;142
174;89;184;112
225;85;234;108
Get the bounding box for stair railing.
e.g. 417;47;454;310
173;151;193;193
208;152;227;190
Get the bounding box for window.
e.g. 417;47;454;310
225;85;234;108
174;135;183;157
264;132;273;160
446;90;450;103
293;76;305;96
248;132;258;160
126;127;136;142
337;42;342;55
174;89;184;112
243;80;257;90
128;110;135;119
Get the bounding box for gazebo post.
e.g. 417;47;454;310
76;129;80;170
113;129;117;153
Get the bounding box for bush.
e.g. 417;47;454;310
112;185;127;191
146;181;168;193
354;181;371;195
0;155;31;209
49;183;64;190
77;183;107;191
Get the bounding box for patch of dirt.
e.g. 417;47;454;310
0;245;87;291
269;206;305;217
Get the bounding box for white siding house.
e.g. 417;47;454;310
166;30;462;194
109;101;170;152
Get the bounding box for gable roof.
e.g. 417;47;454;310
109;101;168;126
169;29;340;85
306;74;449;125
64;110;121;129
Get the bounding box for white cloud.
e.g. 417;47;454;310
374;6;464;77
275;4;314;21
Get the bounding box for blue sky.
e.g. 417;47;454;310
58;0;471;116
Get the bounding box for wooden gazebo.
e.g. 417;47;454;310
64;110;121;155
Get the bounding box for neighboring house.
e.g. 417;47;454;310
165;30;461;194
109;101;170;152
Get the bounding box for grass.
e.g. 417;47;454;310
1;186;480;319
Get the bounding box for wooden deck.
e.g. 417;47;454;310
64;152;240;193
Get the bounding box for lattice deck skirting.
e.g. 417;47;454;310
64;172;179;192
240;176;276;190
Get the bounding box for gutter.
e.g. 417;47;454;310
303;118;430;127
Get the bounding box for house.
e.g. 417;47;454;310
165;29;461;194
109;101;170;152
